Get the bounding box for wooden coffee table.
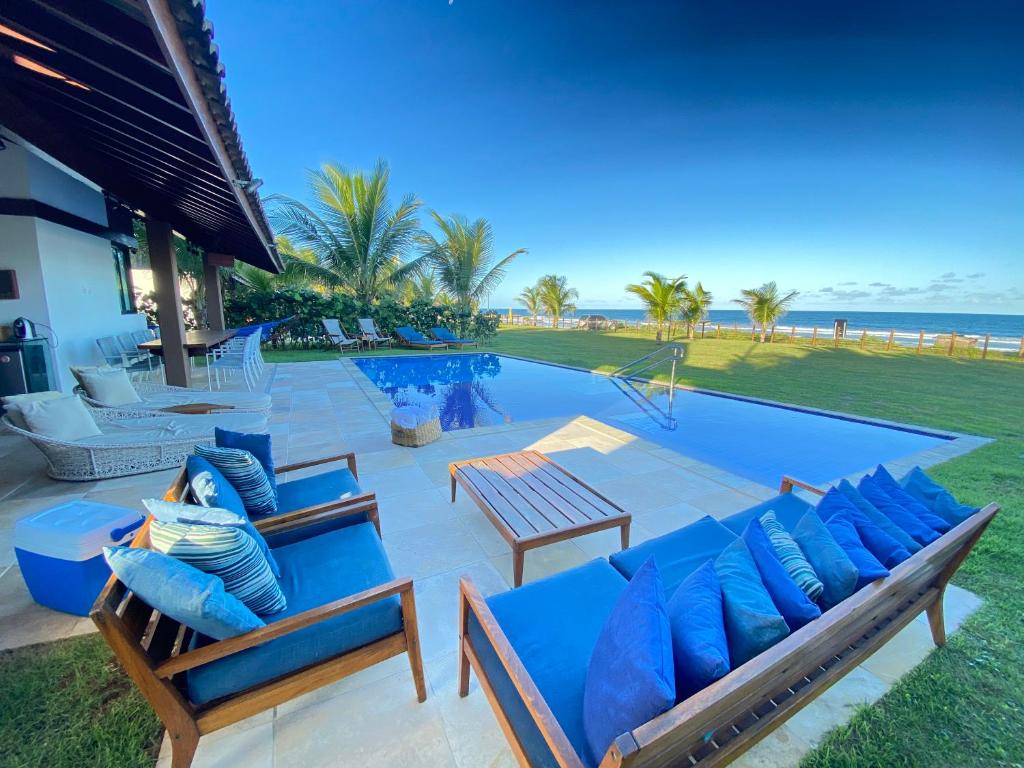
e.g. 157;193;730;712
450;450;631;587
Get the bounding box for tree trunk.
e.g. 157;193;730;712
760;324;767;343
656;322;663;343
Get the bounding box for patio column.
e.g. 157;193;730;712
204;252;233;332
147;219;191;387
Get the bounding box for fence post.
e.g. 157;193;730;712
716;323;721;338
1018;336;1024;358
886;330;895;351
751;325;756;342
791;325;797;341
948;331;956;356
982;334;990;359
860;330;867;348
811;326;818;346
916;330;924;354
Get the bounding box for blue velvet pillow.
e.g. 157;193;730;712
872;466;952;534
216;428;276;494
837;479;921;554
583;558;675;764
858;476;940;547
900;466;977;526
741;519;820;631
713;539;790;666
824;516;890;590
791;511;859;610
817;488;911;569
104;545;263;640
666;560;731;701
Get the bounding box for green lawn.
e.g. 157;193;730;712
4;328;1020;767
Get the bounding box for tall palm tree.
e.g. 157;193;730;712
625;271;686;342
538;274;578;329
398;268;444;305
517;285;542;325
233;236;320;295
399;212;526;311
267;160;421;304
681;282;713;339
734;281;799;342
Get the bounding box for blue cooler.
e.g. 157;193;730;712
14;501;146;616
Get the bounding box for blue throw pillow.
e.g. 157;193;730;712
742;519;821;631
837;479;921;554
858;476;940;547
195;445;278;518
791;511;859;610
824;516;890;591
583;558;675;764
871;466;952;534
900;466;977;526
816;488;911;569
759;511;824;602
713;539;790;666
104;546;263;640
149;520;287;615
215;428;276;494
666;560;731;701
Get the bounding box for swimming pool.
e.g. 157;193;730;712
353;353;949;486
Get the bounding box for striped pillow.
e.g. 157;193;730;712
149;520;286;616
759;511;824;602
195;445;278;518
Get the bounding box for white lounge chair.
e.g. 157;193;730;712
322;318;361;353
358;318;393;348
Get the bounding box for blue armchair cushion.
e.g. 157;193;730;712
714;539;790;666
277;467;362;514
610;515;738;597
215;428;276;494
758;511;824;602
791;511;859;609
837;479;921;554
187;522;402;706
478;559;629;767
824;516;890;590
720;492;816;536
858;476;940;547
583;558;675;764
900;466;977;526
871;466;952;534
104;546;263;640
666;560;731;701
817;489;911;569
195;445;278;518
185;456;281;578
742;519;821;631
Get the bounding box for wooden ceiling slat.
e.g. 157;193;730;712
26;0;167;68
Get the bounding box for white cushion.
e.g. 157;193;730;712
1;391;63;430
71;366;141;406
142;498;247;528
21;395;102;441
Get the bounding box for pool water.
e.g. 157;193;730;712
354;353;948;486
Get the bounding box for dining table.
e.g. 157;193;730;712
137;328;237;357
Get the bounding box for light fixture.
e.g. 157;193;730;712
0;23;55;52
233;177;263;193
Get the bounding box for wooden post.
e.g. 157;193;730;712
716;323;721;338
791;325;797;341
886;330;895;351
982;334;990;359
751;325;756;342
860;330;867;348
1018;336;1024;358
204;252;233;332
769;325;776;343
811;326;818;346
916;330;925;354
948;331;956;356
147;219;191;387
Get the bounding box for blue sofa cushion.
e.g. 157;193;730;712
483;559;629;767
583;559;675;764
871;466;952;534
759;511;824;602
666;560;730;701
187;522;402;705
900;466;977;526
714;539;790;666
824;516;890;590
837;479;921;554
720;492;815;536
195;445;278;518
104;546;263;640
858;476;940;547
791;511;859;609
817;489;911;569
742;519;821;631
215;428;276;494
277;468;362;514
609;515;738;597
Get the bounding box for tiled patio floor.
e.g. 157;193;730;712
0;358;986;768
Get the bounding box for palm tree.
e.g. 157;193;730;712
398;268;444;304
681;282;713;339
625;271;686;342
267;160;421;303
399;212;526;311
538;275;578;329
517;285;542;325
734;281;799;342
232;236;320;295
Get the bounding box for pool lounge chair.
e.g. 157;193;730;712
321;318;362;353
430;327;478;348
458;473;998;767
394;326;448;350
358;318;394;348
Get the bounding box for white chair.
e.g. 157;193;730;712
208;333;261;391
322;319;361;353
357;318;393;348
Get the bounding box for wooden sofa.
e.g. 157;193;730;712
458;475;998;768
91;452;423;768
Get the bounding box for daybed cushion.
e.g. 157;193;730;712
824;516;890;591
468;558;629;767
21;395;102;441
215;428;276;494
583;558;674;764
871;466;953;534
837;479;922;554
714;539;790;666
2;391;63;429
720;492;815;536
666;559;730;701
858;476;940;547
610;515;738;597
104;545;262;640
71;365;142;405
742;519;821;631
187;522;401;706
900;466;977;526
791;512;858;609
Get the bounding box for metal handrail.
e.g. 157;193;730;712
609;343;686;378
608;343;686;430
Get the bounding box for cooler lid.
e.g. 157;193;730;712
14;501;145;561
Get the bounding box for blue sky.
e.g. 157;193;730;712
208;1;1023;313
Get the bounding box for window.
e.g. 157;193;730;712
112;243;136;314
